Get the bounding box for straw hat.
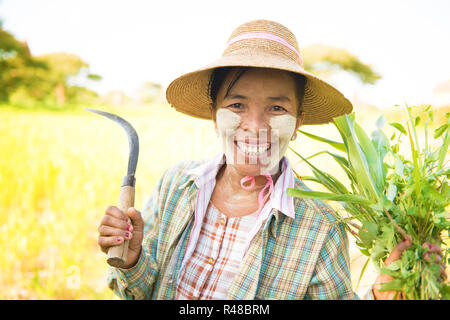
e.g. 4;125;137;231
166;19;353;125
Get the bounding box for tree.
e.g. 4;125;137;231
302;44;381;85
36;52;101;105
1;26;101;107
0;27;47;102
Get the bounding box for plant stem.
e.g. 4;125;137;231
384;209;412;242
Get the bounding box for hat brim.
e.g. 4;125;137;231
166;53;353;125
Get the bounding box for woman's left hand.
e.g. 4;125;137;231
372;239;446;300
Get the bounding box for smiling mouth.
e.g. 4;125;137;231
234;140;271;156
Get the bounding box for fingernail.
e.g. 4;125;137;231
127;225;131;231
117;237;122;242
125;232;130;238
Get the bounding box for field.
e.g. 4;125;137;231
0;103;448;299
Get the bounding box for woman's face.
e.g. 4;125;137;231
212;67;305;176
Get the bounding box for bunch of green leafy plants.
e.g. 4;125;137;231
287;105;449;300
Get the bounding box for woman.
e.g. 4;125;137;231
97;20;443;300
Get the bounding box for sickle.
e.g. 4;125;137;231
86;108;139;268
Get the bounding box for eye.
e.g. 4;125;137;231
228;103;243;109
272;105;287;112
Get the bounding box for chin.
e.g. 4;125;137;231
233;163;265;177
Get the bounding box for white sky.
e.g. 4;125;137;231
1;0;450;108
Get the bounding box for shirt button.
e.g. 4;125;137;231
220;218;225;225
208;257;214;265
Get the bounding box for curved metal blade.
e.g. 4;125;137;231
86;108;139;177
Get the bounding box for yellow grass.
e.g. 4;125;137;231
0;103;447;299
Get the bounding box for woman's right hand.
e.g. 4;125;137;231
98;206;144;269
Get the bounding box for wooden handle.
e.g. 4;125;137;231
107;185;135;268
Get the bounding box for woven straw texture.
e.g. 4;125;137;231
166;20;353;125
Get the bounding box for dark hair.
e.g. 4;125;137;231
208;67;306;116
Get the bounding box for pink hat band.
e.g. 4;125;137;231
225;32;303;66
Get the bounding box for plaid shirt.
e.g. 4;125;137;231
176;201;258;299
107;154;372;300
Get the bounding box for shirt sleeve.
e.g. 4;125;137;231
106;172;165;300
305;222;359;300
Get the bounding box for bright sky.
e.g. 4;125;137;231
1;0;450;108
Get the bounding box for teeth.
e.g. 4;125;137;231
236;142;270;155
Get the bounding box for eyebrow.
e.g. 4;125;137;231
224;93;292;103
267;96;291;102
224;93;248;100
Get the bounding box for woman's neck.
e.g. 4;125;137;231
216;163;282;195
211;163;282;217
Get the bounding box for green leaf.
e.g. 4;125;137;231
312;167;350;195
360;248;370;256
289;148;357;200
389;122;407;135
356;257;370;290
354;122;384;191
415;116;420;126
371;129;389;180
300;176;322;184
390;132;396;141
385;260;401;271
437;126;449;170
381;195;393;211
358;221;378;247
380;224;395;249
379;279;404;292
323;151;357;186
407;122;423;198
297;129;346;152
286;188;374;205
289;148;350;195
441;284;450;300
421;179;447;203
379;267;399;278
434;123;449;139
334;114;380;201
371;241;386;261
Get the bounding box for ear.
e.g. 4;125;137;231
291;111;305;141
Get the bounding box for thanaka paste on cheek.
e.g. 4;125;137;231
216;108;241;164
261;114;297;175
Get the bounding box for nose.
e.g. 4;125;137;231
239;107;270;138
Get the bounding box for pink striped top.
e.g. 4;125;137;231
177;153;295;284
